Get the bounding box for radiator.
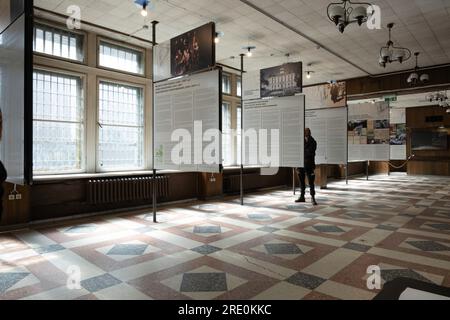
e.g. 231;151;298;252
88;176;169;205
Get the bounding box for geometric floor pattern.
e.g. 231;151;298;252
1;174;449;300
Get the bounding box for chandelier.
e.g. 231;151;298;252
379;23;412;68
426;92;448;108
407;52;430;86
327;0;374;33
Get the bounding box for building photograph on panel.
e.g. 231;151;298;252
0;0;450;310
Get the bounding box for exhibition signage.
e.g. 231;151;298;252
154;22;216;82
243;95;305;169
390;108;407;160
348;102;390;161
306;107;348;165
304;82;347;109
154;69;221;173
242;62;303;100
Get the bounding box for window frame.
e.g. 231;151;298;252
32;66;88;175
236;76;242;97
222;72;232;96
97;37;147;77
33;20;87;65
96;77;147;173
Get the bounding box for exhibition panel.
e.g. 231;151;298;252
348;102;390;162
304;82;347;109
306;107;347;165
154;22;216;82
0;14;25;184
243;62;303;101
243;95;305;168
390;108;407;160
154;69;221;173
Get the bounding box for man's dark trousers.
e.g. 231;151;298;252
298;167;315;197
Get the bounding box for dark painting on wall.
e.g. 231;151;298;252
260;62;302;98
170;22;215;77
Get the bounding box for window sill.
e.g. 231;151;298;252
33;170;186;183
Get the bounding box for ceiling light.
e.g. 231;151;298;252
379;23;412;68
426;92;448;108
214;31;224;44
407;52;430;86
135;0;150;17
242;46;256;58
327;0;374;33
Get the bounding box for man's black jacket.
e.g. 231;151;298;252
304;136;317;171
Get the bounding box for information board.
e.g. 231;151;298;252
154;69;221;173
0;14;25;184
306;107;348;165
243;95;305;168
390;108;407;160
348;102;390;161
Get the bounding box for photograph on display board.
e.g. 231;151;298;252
348;120;368;144
260;62;302;98
390;124;407;146
170;23;215;77
305;81;347;108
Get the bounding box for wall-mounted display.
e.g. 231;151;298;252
170;22;215;77
260;62;302;98
305;82;347;109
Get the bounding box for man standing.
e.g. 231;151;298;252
296;128;318;206
0;109;7;218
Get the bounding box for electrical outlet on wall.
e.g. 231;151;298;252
9;195;15;201
15;194;22;200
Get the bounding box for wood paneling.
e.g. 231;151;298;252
406;106;450;176
198;173;223;200
1;183;30;226
347;66;450;98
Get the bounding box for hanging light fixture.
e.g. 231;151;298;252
135;0;150;17
305;64;314;80
407;52;430;86
327;0;374;33
379;23;412;68
242;46;256;57
214;31;224;44
426;92;448;108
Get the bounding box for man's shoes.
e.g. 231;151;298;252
295;196;306;203
312;197;318;206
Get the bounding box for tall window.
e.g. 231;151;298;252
98;81;144;171
222;73;231;95
99;41;144;75
33;70;84;174
237;77;242;97
222;102;232;166
236;106;242;165
33;23;84;62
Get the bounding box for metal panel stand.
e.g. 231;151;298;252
240;54;245;206
151;20;159;223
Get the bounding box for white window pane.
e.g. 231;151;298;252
222;74;231;94
237;107;242;165
98;81;144;171
33;70;84;174
99;41;144;75
33;23;84;62
222;103;232;166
